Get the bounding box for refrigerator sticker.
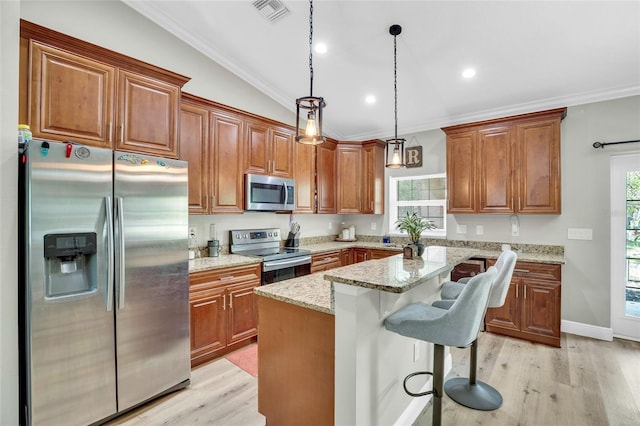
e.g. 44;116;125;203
75;146;90;160
117;153;144;164
40;141;49;157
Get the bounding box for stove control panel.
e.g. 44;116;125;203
230;228;281;246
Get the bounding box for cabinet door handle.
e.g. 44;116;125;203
108;122;113;142
523;285;526;299
515;285;518;299
222;294;226;310
120;124;124;143
518;197;522;211
229;294;233;309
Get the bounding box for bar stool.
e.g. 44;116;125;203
432;250;517;411
384;268;497;426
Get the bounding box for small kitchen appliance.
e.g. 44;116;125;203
230;228;311;284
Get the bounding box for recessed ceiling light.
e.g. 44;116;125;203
365;95;376;104
315;43;327;54
462;68;476;79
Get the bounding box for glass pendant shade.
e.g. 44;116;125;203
296;95;326;145
385;138;406;168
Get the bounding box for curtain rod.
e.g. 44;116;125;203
593;139;640;149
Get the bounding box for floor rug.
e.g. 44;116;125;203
225;343;258;377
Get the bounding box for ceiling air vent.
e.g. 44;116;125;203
253;0;290;23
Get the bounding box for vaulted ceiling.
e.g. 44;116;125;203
124;0;640;140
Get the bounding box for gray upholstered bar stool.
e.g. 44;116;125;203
384;268;498;426
433;250;517;411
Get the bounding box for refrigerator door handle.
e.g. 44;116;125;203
116;197;126;309
105;196;115;311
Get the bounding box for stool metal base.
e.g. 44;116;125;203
444;377;503;411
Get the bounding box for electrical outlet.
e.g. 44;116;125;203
568;228;593;240
371;222;377;230
328;222;333;230
456;224;467;234
476;225;484;235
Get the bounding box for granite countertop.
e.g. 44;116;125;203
188;240;564;274
324;246;478;293
254;272;333;315
189;254;261;273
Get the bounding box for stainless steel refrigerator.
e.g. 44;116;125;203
18;140;191;425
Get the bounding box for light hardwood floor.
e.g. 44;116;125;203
106;333;640;426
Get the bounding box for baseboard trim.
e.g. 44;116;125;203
561;319;613;341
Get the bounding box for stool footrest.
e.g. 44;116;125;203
403;371;436;397
444;377;503;411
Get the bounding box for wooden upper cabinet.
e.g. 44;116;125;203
336;143;363;214
516;118;561;214
180;98;210;214
28;41;116;149
362;140;385;214
478;126;514;213
116;70;180;158
211;109;245;213
317;139;337;214
244;119;294;179
443;107;565;214
293;142;316;214
445;131;477;213
21;20;189;158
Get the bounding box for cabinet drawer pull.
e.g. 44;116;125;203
514;268;530;273
220;276;235;281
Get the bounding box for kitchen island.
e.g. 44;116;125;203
255;245;479;426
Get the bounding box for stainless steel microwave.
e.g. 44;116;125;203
245;174;295;212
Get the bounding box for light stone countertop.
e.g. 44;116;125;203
254;272;333;315
324;246;478;293
188;254;261;273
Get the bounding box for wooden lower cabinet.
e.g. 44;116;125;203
353;248;369;263
189;264;261;367
485;260;561;347
311;250;342;273
258;296;335;426
368;248;397;260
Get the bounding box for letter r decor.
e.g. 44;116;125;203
405;146;422;168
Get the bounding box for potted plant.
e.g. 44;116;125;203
395;212;436;256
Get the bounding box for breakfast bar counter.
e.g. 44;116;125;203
255;245;479;426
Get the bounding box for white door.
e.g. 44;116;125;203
611;154;640;341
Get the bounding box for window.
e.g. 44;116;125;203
388;173;446;238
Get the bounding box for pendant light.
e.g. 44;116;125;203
385;24;406;168
295;0;326;145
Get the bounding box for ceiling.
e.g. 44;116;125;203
123;0;640;141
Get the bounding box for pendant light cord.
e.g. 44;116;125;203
308;0;314;97
393;31;398;139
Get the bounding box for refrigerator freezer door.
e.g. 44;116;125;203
113;152;190;411
25;143;116;425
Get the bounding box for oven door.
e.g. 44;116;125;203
262;256;311;285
